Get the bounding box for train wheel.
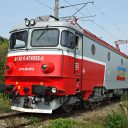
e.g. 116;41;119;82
62;103;73;113
83;101;90;111
62;97;73;113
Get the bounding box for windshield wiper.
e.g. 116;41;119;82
37;25;49;41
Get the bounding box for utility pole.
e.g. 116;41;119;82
54;0;59;19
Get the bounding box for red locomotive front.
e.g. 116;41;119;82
3;16;107;113
4;16;83;113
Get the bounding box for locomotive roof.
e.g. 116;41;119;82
11;16;128;59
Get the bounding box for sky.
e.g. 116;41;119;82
0;0;128;54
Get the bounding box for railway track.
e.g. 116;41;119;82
0;97;120;128
0;112;24;120
0;112;29;128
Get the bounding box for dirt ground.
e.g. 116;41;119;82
69;102;120;122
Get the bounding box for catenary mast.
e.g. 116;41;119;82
54;0;59;18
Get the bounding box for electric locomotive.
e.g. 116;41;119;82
4;15;128;113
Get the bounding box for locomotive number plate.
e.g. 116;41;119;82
14;55;44;62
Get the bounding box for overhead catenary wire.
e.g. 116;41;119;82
65;1;94;21
59;2;92;9
33;0;120;41
33;0;64;17
34;0;53;10
70;1;94;18
91;1;128;39
63;0;119;40
83;7;119;40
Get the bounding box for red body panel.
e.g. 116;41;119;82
82;60;105;91
5;53;105;99
6;55;62;77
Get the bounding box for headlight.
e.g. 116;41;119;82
25;20;30;26
41;63;54;73
51;88;57;94
30;19;35;26
5;63;13;73
42;64;48;71
6;65;10;71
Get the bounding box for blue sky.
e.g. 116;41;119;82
1;0;128;53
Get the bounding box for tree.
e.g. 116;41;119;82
0;36;9;83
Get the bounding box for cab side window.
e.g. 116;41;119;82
61;30;74;48
75;35;79;49
75;34;82;50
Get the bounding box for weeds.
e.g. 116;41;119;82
0;96;11;113
120;95;128;115
105;111;128;128
41;118;76;128
29;116;42;126
40;118;105;128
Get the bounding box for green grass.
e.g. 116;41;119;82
105;111;128;128
28;116;42;126
0;93;11;113
41;118;76;128
40;118;105;128
85;122;105;128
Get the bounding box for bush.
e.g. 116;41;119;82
105;111;128;128
0;38;8;83
0;62;5;83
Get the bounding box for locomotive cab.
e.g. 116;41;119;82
5;16;83;113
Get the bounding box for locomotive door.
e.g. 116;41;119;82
74;33;83;91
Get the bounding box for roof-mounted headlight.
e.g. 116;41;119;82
24;18;30;26
30;19;35;26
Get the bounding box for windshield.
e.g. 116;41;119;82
10;31;28;49
31;29;59;47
